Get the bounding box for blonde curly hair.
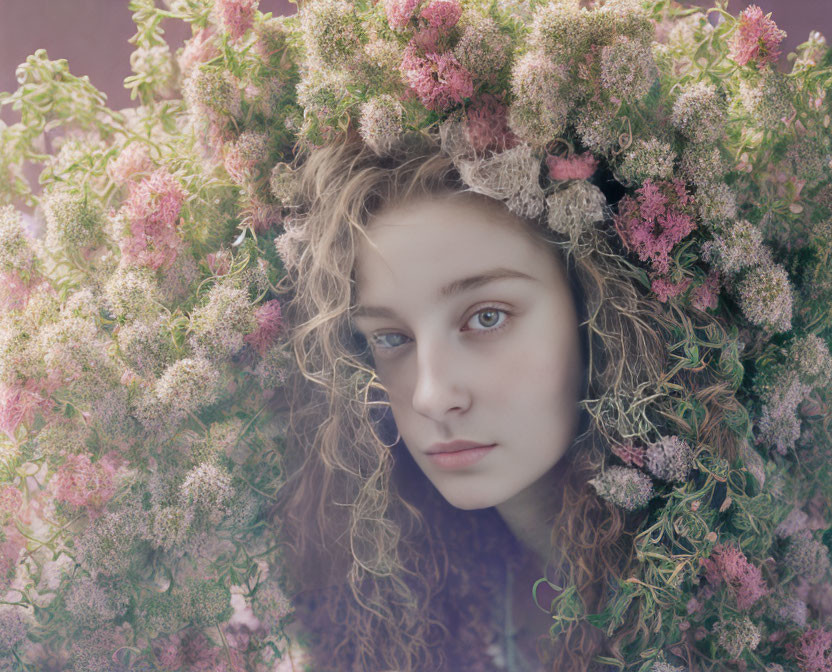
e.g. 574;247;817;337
269;129;744;672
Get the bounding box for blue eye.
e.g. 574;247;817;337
368;307;511;354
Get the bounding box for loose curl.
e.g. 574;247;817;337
269;130;745;672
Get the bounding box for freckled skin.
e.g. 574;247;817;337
351;193;583;523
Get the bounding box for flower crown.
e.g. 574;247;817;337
287;0;831;333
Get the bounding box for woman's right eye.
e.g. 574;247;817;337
369;332;409;351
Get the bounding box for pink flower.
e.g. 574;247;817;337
701;542;769;609
52;452;117;513
0;269;33;312
419;0;461;30
613;179;697;276
244;300;284;356
610;440;646;468
546;152;599;181
0;486;22;521
400;48;473;112
785;627;832;672
108;143;153;186
152;632;185;670
410;25;442;53
179;27;219;75
118;167;186;271
0;379;55;441
385;0;421;30
651;274;692;303
465;94;518;154
692;270;721;311
215;0;259;41
729;5;787;70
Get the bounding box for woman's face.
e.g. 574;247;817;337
351;193;583;510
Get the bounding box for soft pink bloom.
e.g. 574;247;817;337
410;25;442;53
179;27;219;75
0;269;33;312
692;270;721;311
686;596;703;615
0;486;22;520
119;167;187;271
152;632;185;670
52;452;117;513
614;179;697;276
546;152;599;181
701;542;769;609
610;440;645;468
0;379;55;441
784;627;832;672
179;629;224;671
729;4;787;70
400;48;473;111
108;143;153;186
215;0;259;41
419;0;461;30
244;300;284;356
651;274;692;303
465;93;518;154
385;0;421;30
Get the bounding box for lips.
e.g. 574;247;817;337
426;440;495;455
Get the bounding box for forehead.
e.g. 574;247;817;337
352;194;556;303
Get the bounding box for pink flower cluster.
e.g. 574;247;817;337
651;275;692;303
464;93;518;154
692;270;722;312
215;0;259;41
610;440;646;468
178;27;219;76
729;4;787;70
244;299;284;356
784;628;832;672
614;178;698;282
108;143;153;187
384;0;421;30
152;628;247;672
0;485;22;522
52;452;118;513
701;541;769;610
400;47;473;112
397;0;472;112
0;270;35;313
546;152;599;181
0;377;59;441
118;167;187;271
420;0;461;30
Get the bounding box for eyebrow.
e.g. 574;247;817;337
351;267;536;320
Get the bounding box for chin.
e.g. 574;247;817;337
440;490;501;511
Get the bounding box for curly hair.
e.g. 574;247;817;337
269;129;746;672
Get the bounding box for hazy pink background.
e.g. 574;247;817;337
0;0;829;114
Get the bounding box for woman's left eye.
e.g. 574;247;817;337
368;306;512;353
466;307;508;331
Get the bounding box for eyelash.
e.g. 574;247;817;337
367;306;512;355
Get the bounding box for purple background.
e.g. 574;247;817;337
0;0;829;117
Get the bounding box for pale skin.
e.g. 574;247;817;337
350;192;584;638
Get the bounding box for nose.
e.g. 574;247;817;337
410;338;470;421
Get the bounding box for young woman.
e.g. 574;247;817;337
270;130;742;672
